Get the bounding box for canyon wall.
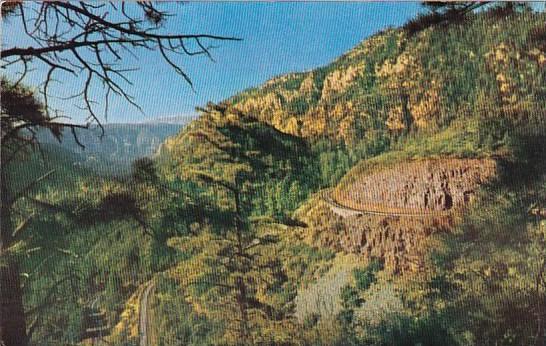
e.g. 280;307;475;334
303;158;497;273
334;158;497;213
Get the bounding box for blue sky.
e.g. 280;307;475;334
4;2;423;123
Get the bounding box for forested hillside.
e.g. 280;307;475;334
7;145;180;345
151;7;546;345
231;9;545;142
7;4;546;346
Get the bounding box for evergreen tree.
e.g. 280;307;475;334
173;104;294;344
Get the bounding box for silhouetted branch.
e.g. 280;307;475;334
404;2;490;35
9;170;55;206
2;2;241;128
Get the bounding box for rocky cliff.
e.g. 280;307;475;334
299;158;497;273
334;158;497;213
298;198;449;273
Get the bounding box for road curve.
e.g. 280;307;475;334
139;280;155;346
321;190;451;218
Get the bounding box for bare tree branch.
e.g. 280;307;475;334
2;2;241;130
9;170;55;206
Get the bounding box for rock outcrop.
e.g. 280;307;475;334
302;199;452;273
320;210;452;273
334;158;497;213
303;158;497;273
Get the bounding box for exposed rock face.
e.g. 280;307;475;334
303;158;497;273
321;64;363;100
303;200;452;273
321;211;452;273
334;158;497;213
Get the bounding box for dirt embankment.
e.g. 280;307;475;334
334;158;497;213
305;158;497;273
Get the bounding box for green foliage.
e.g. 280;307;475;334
381;153;546;345
285;95;310;115
162;104;299;344
435;175;546;345
132;157;159;184
282;243;335;288
340;286;362;309
338;261;383;322
354;260;383;291
280;74;306;91
312;132;391;188
357;312;457;346
8;145;185;345
8;7;546;346
229;9;546;173
337;115;525;194
162;104;321;221
149;276;220;345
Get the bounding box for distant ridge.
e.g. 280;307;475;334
142;114;198;125
36;121;189;176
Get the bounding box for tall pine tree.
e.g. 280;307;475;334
171;104;295;344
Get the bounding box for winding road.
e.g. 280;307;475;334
321;190;451;218
139;280;155;346
135;194;444;346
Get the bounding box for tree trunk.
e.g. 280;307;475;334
1;166;27;346
0;260;27;346
401;92;412;134
535;258;546;346
234;189;250;345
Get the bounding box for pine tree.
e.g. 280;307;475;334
173;103;294;344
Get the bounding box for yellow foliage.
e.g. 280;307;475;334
409;82;441;129
339;115;357;146
376;51;419;84
284;116;301;136
107;283;145;344
529;48;546;66
385;105;405;131
299;73;316;94
301;112;327;138
321;64;364;100
235;92;283;122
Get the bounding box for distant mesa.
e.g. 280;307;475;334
35;118;193;176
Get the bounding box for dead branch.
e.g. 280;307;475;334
2;2;241;128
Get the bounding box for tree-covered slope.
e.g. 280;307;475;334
229;9;546;145
9;6;546;346
9;147;178;345
158;103;320;221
